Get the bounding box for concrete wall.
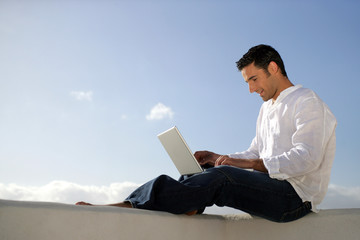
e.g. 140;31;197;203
1;199;359;240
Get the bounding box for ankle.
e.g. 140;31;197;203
110;202;132;208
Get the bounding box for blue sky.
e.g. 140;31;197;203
1;0;360;212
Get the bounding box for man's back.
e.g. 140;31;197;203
258;85;337;210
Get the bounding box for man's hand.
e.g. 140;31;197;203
216;155;268;172
194;150;268;173
215;155;252;168
194;151;221;167
214;155;233;166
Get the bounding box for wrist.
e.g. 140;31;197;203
252;159;268;173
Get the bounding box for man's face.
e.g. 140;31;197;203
241;62;279;102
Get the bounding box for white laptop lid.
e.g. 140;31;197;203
158;126;203;175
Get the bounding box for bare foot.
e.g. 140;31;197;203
76;201;93;206
75;201;132;208
108;202;132;208
185;210;198;216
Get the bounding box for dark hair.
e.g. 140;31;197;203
236;44;288;77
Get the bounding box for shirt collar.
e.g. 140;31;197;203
272;84;302;104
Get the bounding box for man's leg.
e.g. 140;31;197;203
209;166;312;222
76;201;132;208
125;165;311;222
125;169;228;214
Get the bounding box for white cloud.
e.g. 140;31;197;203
0;181;140;204
70;91;93;101
319;184;360;209
146;103;174;120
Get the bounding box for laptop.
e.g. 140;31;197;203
157;126;203;175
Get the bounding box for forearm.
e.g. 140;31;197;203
250;159;268;173
238;158;268;173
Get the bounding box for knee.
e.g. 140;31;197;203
156;174;172;181
154;174;178;184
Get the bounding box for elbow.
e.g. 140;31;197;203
287;145;322;175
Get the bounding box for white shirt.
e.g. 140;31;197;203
229;85;337;212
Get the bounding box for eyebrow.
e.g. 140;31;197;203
245;75;257;83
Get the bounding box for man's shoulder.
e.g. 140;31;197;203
289;87;334;116
259;86;323;112
291;85;315;95
289;86;320;101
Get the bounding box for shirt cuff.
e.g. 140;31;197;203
263;156;289;180
228;153;242;159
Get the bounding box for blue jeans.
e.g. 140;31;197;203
125;166;311;222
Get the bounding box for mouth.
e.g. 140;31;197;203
258;89;264;97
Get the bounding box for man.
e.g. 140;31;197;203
76;44;337;222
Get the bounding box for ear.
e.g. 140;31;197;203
268;61;279;75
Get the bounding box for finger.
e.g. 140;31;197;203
199;158;210;165
194;151;206;161
215;155;225;166
220;159;231;166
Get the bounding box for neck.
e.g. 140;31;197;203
272;77;294;102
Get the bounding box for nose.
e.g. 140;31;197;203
248;81;256;93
